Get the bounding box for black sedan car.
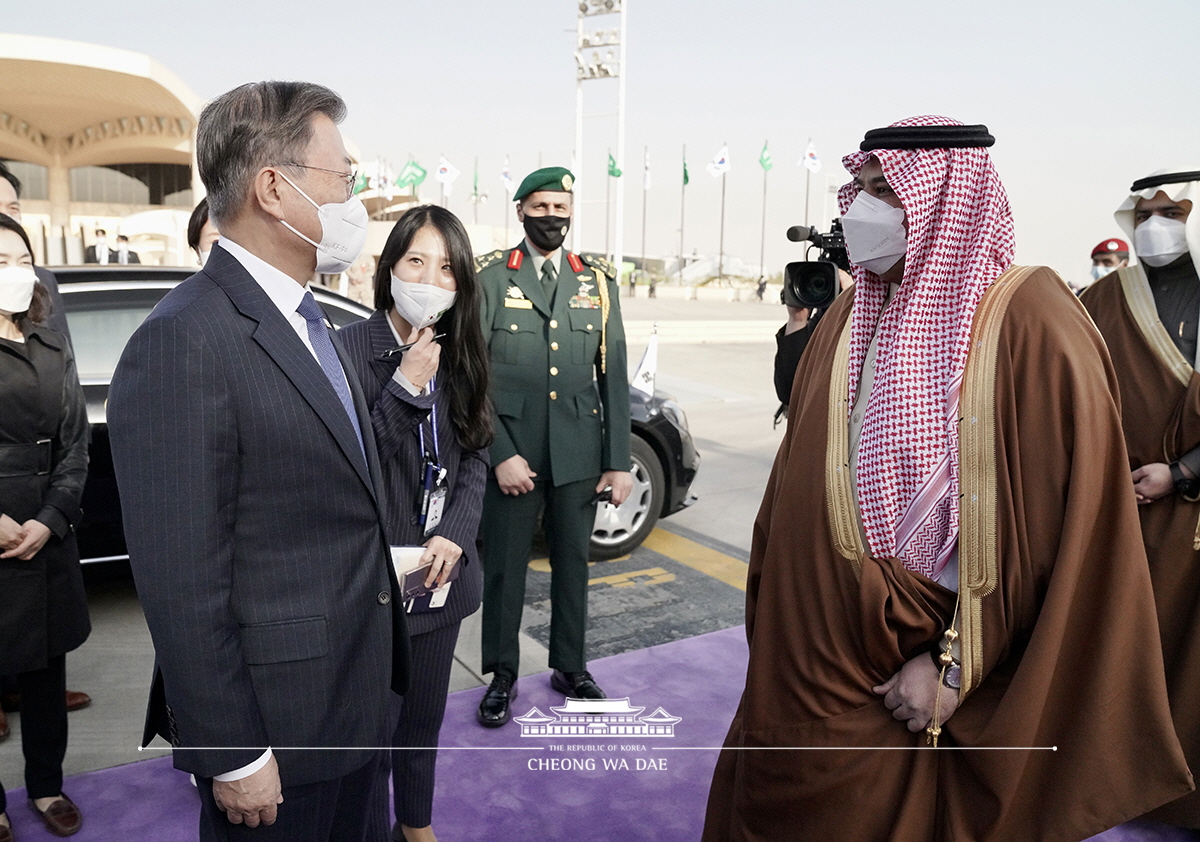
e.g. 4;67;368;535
53;266;699;563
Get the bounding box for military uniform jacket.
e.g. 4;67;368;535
476;243;631;486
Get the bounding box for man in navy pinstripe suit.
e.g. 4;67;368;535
108;81;408;842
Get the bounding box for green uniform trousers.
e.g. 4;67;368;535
480;475;596;677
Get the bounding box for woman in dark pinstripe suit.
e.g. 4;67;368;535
338;205;492;842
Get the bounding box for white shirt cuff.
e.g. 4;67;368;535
392;368;423;396
214;748;273;781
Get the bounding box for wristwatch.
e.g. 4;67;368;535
1170;461;1200;500
941;664;962;690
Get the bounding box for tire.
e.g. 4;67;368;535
590;435;665;560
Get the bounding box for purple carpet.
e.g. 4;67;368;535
3;626;1195;841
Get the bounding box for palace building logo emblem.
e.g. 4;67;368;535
514;697;681;738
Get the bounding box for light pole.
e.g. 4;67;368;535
573;0;626;269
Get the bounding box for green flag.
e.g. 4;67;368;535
352;172;369;195
759;141;773;172
683;159;689;186
607;153;622;178
396;159;427;188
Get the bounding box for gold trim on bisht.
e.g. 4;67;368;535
957;264;1038;696
826;315;865;580
1119;264;1193;388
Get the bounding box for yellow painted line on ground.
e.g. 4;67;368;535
589;567;676;588
641;528;748;591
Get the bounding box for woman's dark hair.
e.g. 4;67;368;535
374;205;493;451
187;196;210;255
0;212;48;328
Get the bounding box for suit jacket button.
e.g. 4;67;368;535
377;591;391;605
550;366;559;375
551;342;559;351
550;319;558;328
550;391;558;400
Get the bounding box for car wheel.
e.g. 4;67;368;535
590;435;664;560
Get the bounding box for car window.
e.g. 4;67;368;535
61;288;170;380
315;296;369;328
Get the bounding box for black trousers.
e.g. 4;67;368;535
391;621;460;829
0;652;68;815
197;753;387;842
480;476;596;677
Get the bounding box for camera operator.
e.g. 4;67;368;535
774;223;852;422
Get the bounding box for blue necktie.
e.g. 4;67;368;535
296;291;365;459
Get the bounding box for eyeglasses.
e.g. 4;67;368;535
280;162;358;199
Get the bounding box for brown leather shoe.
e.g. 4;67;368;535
64;691;90;712
0;707;9;741
29;794;82;837
0;818;12;842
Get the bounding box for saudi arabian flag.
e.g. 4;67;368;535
759;141;773;171
395;159;427;188
683;158;689;186
352;171;369;195
608;153;623;178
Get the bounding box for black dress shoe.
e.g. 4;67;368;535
476;674;517;728
550;669;606;700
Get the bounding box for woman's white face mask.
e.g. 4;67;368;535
390;274;457;330
841;190;908;275
1134;215;1190;268
0;264;37;315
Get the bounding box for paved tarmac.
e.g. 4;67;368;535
0;289;790;783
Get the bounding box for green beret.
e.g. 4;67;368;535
514;166;575;201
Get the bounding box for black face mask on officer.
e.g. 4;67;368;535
523;213;571;252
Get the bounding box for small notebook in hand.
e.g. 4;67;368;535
390;546;455;612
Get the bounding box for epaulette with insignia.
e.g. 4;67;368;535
474;250;505;272
582;254;617;281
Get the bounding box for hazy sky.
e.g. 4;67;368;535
7;0;1199;283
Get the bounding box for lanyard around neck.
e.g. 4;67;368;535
417;376;440;464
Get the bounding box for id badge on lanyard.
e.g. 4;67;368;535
419;378;447;538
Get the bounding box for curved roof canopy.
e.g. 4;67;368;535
0;34;201;170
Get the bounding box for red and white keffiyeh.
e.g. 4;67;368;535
838;115;1015;580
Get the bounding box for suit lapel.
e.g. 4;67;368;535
205;246;375;496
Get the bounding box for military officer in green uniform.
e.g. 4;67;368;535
474;166;632;727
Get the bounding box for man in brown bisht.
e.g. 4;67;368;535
1081;168;1200;831
702;117;1192;842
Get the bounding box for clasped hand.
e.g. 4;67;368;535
0;513;51;560
1132;462;1175;505
211;754;283;827
873;653;960;733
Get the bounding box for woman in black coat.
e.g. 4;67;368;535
0;214;89;839
338;205;492;842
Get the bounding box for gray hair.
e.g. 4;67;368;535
197;81;347;225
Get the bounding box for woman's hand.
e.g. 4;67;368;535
1;519;51;560
422;536;463;588
0;513;24;550
398;326;441;392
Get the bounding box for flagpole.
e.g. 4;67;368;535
640;145;648;295
804;137;812;226
679;144;686;287
718;140;726;284
760;157;768;283
606;146;612;261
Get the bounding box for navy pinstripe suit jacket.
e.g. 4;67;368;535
107;245;409;787
338;310;486;637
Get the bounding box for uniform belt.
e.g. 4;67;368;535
0;440;53;478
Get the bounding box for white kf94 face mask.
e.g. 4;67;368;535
277;171;369;274
0;265;37;315
391;274;457;331
1134;215;1190;268
841;190;908;275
